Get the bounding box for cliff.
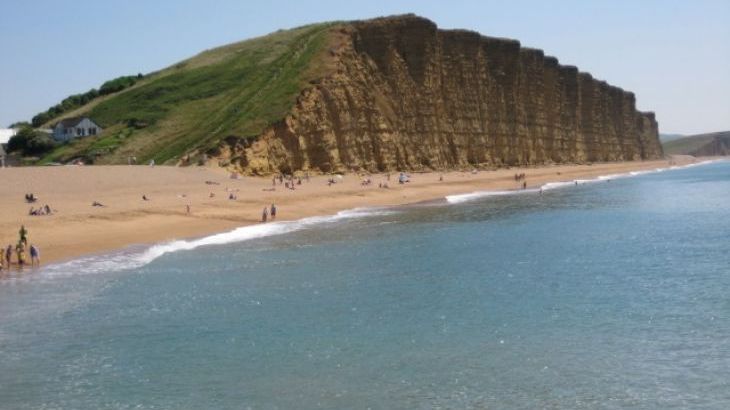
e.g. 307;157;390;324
229;15;662;174
37;15;662;171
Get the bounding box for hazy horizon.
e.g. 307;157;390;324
1;0;728;135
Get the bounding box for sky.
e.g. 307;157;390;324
1;0;728;135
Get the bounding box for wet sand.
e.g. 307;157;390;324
0;157;703;267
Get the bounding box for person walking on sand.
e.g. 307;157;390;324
270;203;277;220
29;244;40;267
262;207;268;223
186;204;191;214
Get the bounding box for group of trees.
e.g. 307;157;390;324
7;126;56;156
31;73;144;127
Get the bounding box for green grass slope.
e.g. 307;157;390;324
39;23;336;165
662;131;730;155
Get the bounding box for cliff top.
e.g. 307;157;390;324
25;14;657;167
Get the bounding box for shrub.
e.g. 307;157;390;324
7;127;56;155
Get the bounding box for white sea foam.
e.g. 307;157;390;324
445;188;537;204
445;159;723;204
32;159;728;277
40;207;393;277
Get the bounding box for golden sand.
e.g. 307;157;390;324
0;157;702;266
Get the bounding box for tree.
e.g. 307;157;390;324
7;127;56;156
8;121;31;128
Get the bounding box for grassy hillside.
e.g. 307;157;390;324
659;133;685;143
663;131;730;155
38;23;336;165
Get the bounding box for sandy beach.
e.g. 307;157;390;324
0;157;705;268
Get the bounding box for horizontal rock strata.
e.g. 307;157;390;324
224;15;662;174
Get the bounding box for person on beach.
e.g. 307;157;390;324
270;203;277;220
5;244;12;267
19;225;28;245
262;207;268;222
186;204;191;214
16;242;26;267
523;181;527;189
29;244;40;267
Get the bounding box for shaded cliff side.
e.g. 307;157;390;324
226;15;662;174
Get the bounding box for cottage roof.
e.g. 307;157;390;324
57;117;85;128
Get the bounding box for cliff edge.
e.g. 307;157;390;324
227;15;662;173
37;15;662;172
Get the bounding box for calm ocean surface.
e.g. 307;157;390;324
1;161;728;409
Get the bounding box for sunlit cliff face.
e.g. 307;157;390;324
225;15;662;175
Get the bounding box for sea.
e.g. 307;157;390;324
0;160;728;409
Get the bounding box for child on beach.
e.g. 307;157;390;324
262;207;268;222
270;204;276;220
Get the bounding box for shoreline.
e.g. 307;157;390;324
0;157;722;273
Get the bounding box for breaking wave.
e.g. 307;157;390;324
445;159;723;204
40;208;393;277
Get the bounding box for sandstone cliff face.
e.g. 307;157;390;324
223;15;662;174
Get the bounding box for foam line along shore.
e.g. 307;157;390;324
0;157;719;270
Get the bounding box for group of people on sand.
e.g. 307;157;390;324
261;203;277;222
272;173;308;191
514;173;528;189
0;225;40;271
25;194;54;215
29;204;53;216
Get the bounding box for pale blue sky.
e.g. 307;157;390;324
1;0;728;134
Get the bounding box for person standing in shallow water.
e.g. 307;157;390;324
5;244;12;267
270;204;277;220
261;207;268;222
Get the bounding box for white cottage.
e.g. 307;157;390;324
53;117;102;142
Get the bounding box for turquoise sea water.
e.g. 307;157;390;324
1;161;729;409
